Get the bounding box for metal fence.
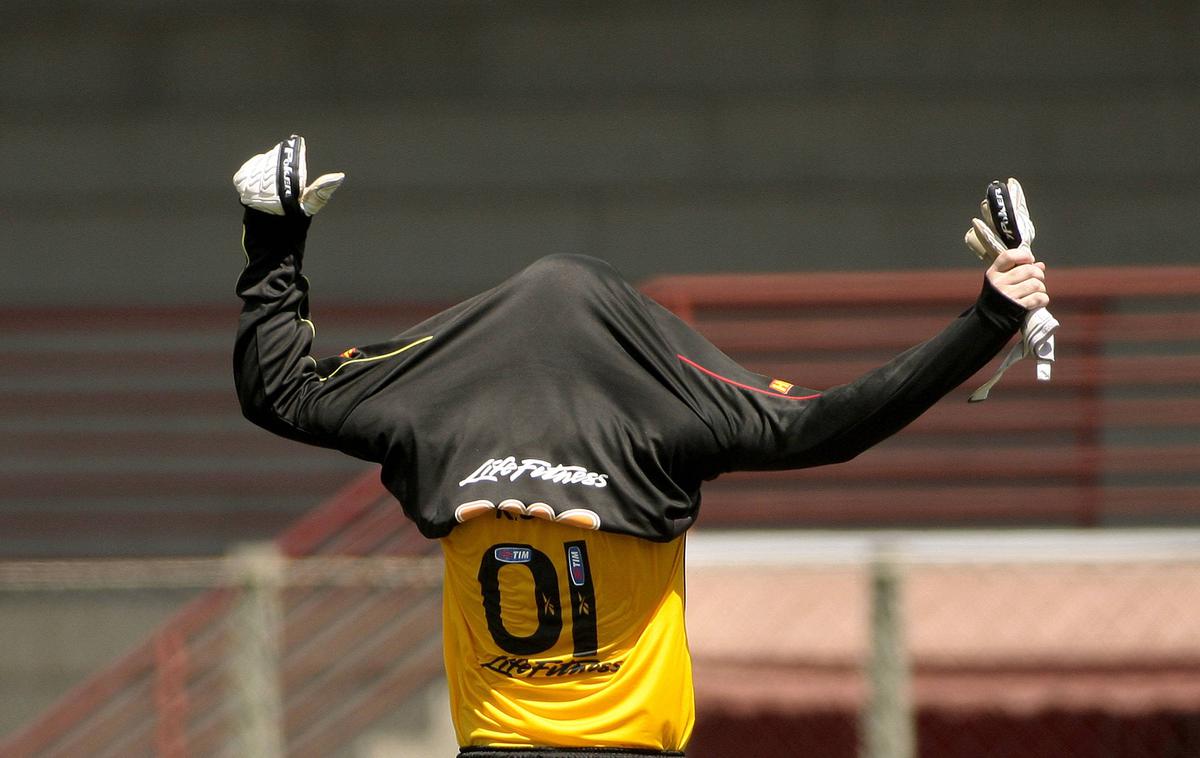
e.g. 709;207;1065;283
0;549;449;758
3;530;1198;757
685;529;1200;758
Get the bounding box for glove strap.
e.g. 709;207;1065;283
986;180;1023;247
968;307;1059;403
277;135;304;217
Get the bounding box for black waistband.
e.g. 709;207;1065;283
458;749;684;758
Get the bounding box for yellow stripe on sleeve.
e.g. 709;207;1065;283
317;335;433;382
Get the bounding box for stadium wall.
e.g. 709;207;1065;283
4;1;1199;307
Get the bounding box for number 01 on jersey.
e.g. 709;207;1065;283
478;541;599;657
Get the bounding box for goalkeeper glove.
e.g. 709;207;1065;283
963;178;1059;402
964;177;1035;261
233;135;345;217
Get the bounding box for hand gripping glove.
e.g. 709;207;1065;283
232;135;345;217
964;178;1059;402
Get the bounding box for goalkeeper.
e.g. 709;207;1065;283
232;136;1049;758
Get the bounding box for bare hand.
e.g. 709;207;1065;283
986;246;1050;310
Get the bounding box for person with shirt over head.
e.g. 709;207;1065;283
232;136;1050;758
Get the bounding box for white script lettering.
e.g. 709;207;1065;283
459;456;609;489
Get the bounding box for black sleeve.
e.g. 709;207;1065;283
648;278;1027;474
232;208;379;454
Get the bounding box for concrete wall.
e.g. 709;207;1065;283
4;1;1198;308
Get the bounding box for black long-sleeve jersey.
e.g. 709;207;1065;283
234;209;1026;545
234;207;1026;749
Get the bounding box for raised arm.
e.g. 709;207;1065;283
232;135;354;448
652;251;1047;475
763;254;1040;468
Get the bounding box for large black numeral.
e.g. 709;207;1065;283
478;541;599;657
478;544;562;656
563;541;597;656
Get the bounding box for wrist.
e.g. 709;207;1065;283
976;275;1027;333
241;206;313;265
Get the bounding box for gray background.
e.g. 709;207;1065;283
5;1;1199;308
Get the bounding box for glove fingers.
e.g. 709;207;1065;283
231;149;266;189
1006;177;1035;244
233;143;286;215
965;227;991;261
979;198;999;236
968;218;1006;261
978;218;1008;255
300;172;345;216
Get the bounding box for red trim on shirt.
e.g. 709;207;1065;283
676;354;821;401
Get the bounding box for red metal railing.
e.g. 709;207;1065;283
0;473;433;758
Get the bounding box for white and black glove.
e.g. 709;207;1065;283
233;135;344;217
964;178;1059;402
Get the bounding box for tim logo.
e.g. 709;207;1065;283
494;546;532;564
567;546;586;586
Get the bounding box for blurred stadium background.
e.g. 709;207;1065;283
2;1;1199;756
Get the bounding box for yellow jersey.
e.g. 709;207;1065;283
440;511;693;750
